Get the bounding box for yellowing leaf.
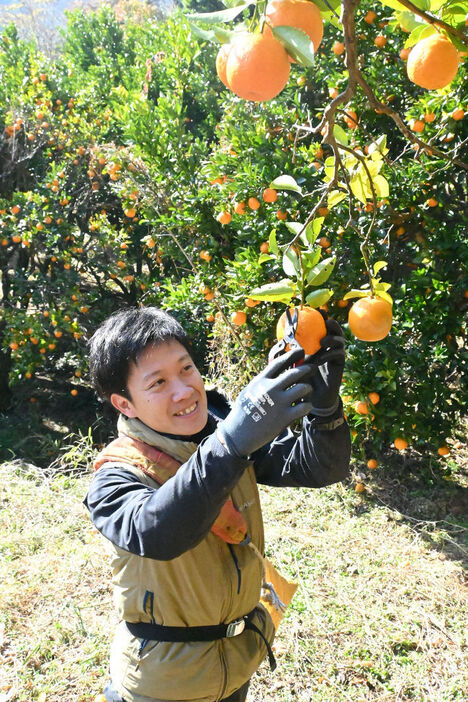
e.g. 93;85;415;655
373;175;390;199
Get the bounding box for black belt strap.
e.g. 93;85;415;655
126;609;276;671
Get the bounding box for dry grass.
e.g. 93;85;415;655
0;458;466;702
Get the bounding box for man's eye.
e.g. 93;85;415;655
149;378;164;389
183;364;193;372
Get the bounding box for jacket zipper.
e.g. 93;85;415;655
228;544;242;595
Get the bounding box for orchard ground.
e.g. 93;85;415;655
0;371;467;702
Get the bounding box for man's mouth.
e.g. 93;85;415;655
174;402;198;417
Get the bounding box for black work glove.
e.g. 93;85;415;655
217;348;314;458
303;318;345;417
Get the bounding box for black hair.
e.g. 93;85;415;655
88;307;192;402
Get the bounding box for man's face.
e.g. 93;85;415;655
111;340;208;435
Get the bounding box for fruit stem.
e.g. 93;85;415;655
360;241;375;296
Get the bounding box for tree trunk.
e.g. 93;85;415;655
0;317;12;411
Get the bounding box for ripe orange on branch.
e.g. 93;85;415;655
265;0;323;63
221;31;291;102
407;34;459;90
276;306;327;355
348;296;393;342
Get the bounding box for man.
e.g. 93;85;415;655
85;306;350;702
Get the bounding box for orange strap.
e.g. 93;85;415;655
94;436;248;545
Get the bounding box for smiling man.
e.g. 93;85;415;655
85;306;351;702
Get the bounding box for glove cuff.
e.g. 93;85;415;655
216;427;250;460
308;398;340;417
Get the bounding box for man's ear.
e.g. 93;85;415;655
110;393;138;418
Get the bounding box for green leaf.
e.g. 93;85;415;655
395;10;424;33
268;229;279;255
272;26;315;67
373;260;388;276
343;289;369;300
328;190;347;208
306;256;336;286
258;253;275;264
303;217;324;245
373;281;392;292
249;279;297;302
302;246;322;270
442;2;468;23
374;290;394;306
305;288;333;308
405;23;437;48
283;246;300;277
333;124;349;146
269;175;302;194
186;3;252;24
285;221;305;237
188;22;218;42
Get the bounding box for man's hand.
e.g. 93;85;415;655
217;348;314;458
303;318;345;417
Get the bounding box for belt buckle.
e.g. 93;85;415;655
226;618;245;637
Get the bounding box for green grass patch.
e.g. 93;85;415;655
0;460;466;701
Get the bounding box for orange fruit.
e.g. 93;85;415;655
265;0;323;63
216;43;231;87
411;119;425;133
276;306;327;356
217;211;232;225
124;208;136;218
225;31;290;102
318;236;330;248
262;188;278;203
426;197;438;207
200;250;212;262
276;210;288;220
367;459;379;469
248;197;261;210
354;401;369;415
364;10;376;24
368;392;380;405
333;41;345;56
260;241;269;253
451;107;464;120
394;437;408;450
437;446;450;456
231;310;247;326
343;109;358;129
234;201;246;215
348;296;393;342
399;47;411;61
245;298;260;307
424;112;436;122
355;482;366;493
407;35;459;90
374;35;387;48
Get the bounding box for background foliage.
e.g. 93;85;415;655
0;0;466;468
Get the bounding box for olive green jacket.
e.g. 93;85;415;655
103;420;275;702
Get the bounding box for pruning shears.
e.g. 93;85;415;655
268;308;303;363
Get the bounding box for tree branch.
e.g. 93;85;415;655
392;0;468;48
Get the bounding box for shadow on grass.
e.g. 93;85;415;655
350;447;468;569
0;374;117;468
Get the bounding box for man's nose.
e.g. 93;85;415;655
172;380;192;402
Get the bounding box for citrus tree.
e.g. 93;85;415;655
1;0;466;469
